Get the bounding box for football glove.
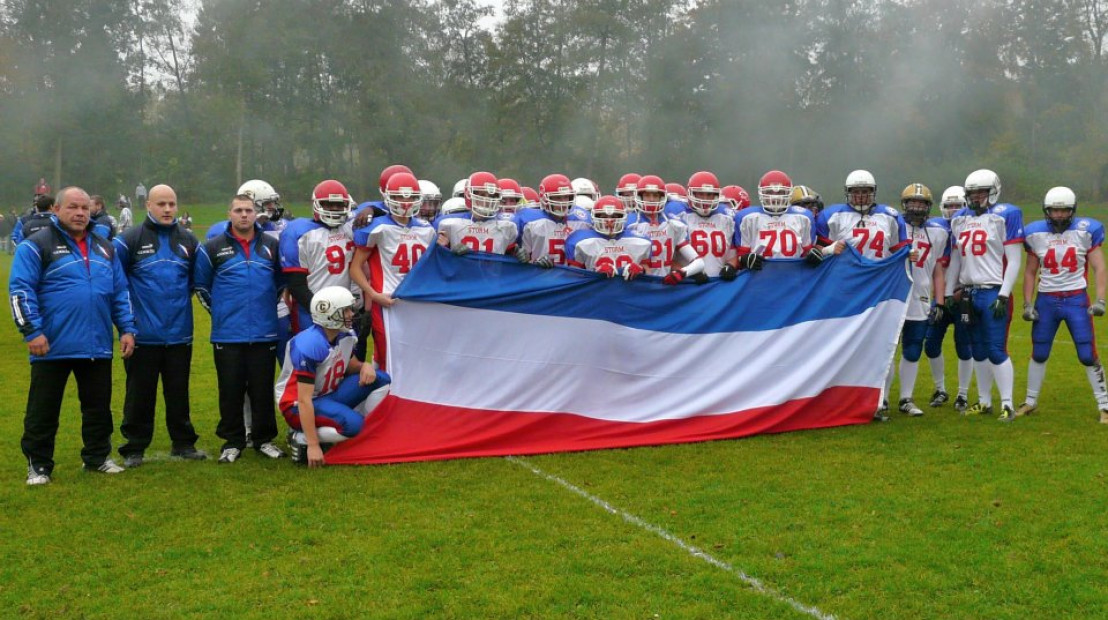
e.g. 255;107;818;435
691;272;710;285
1090;299;1107;317
804;246;826;266
990;295;1009;319
927;305;947;325
739;253;764;271
534;255;554;269
452;244;470;256
663;269;685;285
622;263;644;281
596;263;616;278
514;246;531;263
719;264;738;281
1022;302;1039;322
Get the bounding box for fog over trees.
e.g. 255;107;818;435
2;0;1106;206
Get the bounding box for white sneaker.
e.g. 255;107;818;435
26;465;51;486
898;398;924;417
256;442;285;459
218;447;241;464
85;458;125;474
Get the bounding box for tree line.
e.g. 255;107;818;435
2;0;1106;208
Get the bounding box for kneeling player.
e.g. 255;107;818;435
565;196;652;279
1018;187;1108;422
275;287;391;467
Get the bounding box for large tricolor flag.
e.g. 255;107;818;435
326;245;911;465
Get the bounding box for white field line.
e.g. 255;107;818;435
507;456;837;620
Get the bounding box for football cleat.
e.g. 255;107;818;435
953;395;969;412
1015;402;1037;417
899;398;923;416
873;400;890;422
256;442;285;459
929;390;949;408
964;401;992;416
998;405;1016;422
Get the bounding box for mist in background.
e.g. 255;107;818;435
1;0;1105;208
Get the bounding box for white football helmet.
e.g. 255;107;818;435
310;286;355;329
574;194;596;213
572;177;599;200
1043;186;1077;233
441;197;468;215
452;178;467;198
940;186;966;219
844;169;877;213
418;179;442;220
964;169;1001;211
237;179;281;219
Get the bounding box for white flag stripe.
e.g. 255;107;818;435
386;299;904;423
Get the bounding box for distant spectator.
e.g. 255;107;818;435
0;214;11;253
11;194;55;246
9;186;136;485
34;177;51;197
135;182;147;206
89;195;117;239
180;210;193;231
117;195;134;233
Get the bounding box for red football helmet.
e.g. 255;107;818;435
539;173;575;217
591;195;628;237
312;179;353;227
384;172;422;218
378;164;413;196
758;170;792;215
498;178;524;214
721;185;750;210
666;182;688;203
465;171;500;219
615;173;641;210
521;186;539;204
687;171;721;216
636;175;667;215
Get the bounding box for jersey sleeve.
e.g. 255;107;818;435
1004;207;1025;245
279;224;307;273
1091;220;1105;250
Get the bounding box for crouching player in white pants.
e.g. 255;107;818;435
275;286;391;466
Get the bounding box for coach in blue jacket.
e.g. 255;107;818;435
194;193;286;463
114;184;205;467
9;186;137;485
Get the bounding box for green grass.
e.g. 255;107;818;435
2;206;1108;618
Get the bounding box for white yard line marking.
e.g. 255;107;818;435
507;456;837;620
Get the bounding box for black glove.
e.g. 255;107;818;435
663;270;685;285
691;272;710;285
804;246;826;266
452;244;470;256
719;264;737;281
739;253;764;271
990;295;1009;319
927;304;947;325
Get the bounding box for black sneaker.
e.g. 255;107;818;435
898;398;924;416
953;395;969;413
170;446;208;461
873;400;890;422
929;390;949;407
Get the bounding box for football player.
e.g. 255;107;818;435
943;169;1024;421
789;185;824;218
276;286;391;467
721;185;751;211
417;180;443;222
815;170;909;262
207;179;284;240
565;196;652;279
923;186;975;411
350;172;437;370
1017;187;1108;422
498;178;525;216
615;173;641;211
514;173;591;267
680;171;736;278
727;170;819;276
627;175;705;283
886;184;949;416
437;171;519;255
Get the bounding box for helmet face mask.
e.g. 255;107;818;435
940;186;966;219
616;173;640;211
312;180;352;227
539;173;575;218
789;185;823;216
900;183;933;226
237;179;281;220
417;180;442;220
385;172;423;219
758;170;792;215
635;175;667;215
498;178;524;215
687;171;721;216
844;170;877;214
310;286;356;330
1042;186;1077;233
591;196;627;237
465;171;501;219
964;169;1001;213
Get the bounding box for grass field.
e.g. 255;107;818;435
3;203;1108;619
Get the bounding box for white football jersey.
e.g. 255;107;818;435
817;204;906;260
627;214;691;276
734;206;815;260
949;204;1024;287
274;325;358;412
904;219;952;320
1024;217;1104;293
679;208;735;276
514;208;591;265
566;230;652;273
438;215;518;255
354;215;437;296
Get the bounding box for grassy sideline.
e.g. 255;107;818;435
2;203;1108;618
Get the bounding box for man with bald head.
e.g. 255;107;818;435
9;186;137;485
114;184;205;466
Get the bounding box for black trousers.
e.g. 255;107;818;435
22;358;114;474
119;343;198;456
212;342;278;450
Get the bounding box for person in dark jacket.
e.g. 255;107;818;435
194;194;286;463
11;193;55;245
8;186;136;485
89;195;117;239
114;184;206;466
